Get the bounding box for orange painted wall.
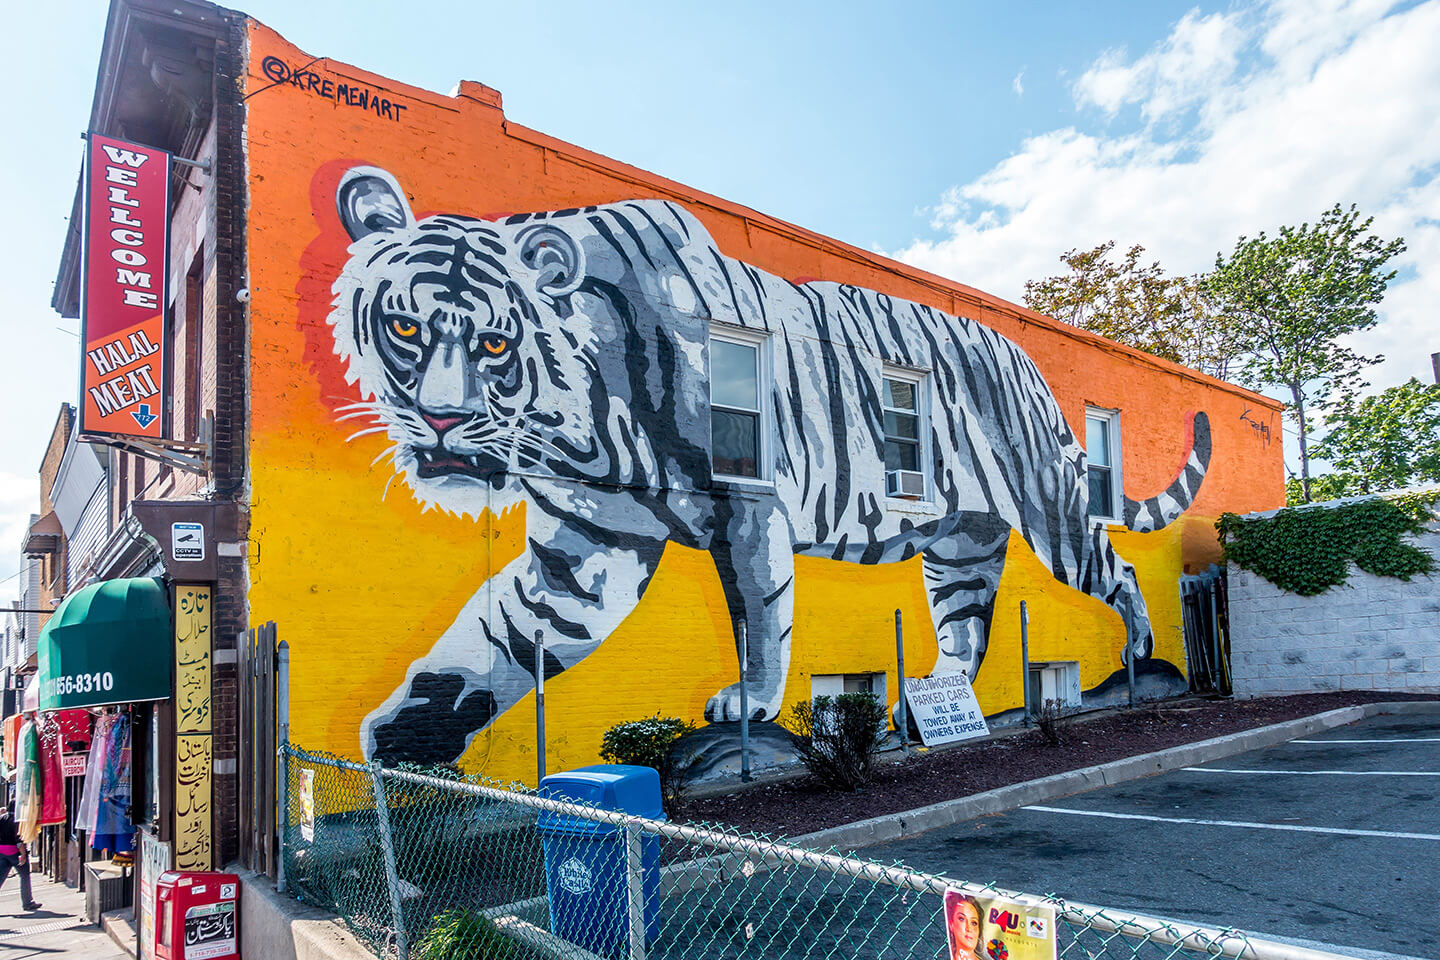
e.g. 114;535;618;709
243;20;1284;780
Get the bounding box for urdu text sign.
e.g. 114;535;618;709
81;134;170;439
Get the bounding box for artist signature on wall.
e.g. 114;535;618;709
260;57;410;123
1239;406;1273;447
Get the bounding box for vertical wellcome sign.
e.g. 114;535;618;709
81;133;170;439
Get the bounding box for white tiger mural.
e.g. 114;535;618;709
328;165;1211;765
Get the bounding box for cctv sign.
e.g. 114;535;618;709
80;133;170;440
171;522;205;562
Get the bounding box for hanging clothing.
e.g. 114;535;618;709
54;710;92;752
37;717;66;827
16;720;40;844
2;713;22;773
77;713;113;835
92;713;134;856
1;713;22;771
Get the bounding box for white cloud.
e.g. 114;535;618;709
893;0;1440;396
1073;9;1247;121
1012;68;1026;97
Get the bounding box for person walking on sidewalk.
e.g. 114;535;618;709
0;807;40;911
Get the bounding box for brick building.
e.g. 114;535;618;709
47;0;1284;884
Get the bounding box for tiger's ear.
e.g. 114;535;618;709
518;225;585;298
337;166;415;241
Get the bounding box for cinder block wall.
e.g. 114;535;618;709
1229;525;1440;696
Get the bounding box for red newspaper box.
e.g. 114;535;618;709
154;871;240;960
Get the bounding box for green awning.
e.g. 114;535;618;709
39;577;171;710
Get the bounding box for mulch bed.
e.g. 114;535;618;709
682;691;1439;837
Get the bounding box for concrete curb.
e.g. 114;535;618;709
794;701;1436;852
101;907;138;955
235;866;378;960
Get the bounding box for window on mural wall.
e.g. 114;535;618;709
883;371;929;499
710;333;766;479
1086;408;1123;522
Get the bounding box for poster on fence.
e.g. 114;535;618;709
945;889;1057;960
903;673;990;746
299;768;316;842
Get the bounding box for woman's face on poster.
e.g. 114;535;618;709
952;901;981;956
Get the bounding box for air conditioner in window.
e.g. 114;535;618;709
886;470;925;498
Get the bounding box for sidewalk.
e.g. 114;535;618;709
0;870;128;959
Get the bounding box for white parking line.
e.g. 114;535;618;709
1296;742;1440;748
1181;767;1440;777
1021;805;1440;841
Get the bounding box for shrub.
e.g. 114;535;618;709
784;693;888;791
413;909;514;960
1035;698;1067;747
599;715;700;818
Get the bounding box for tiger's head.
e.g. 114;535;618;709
329;166;598;513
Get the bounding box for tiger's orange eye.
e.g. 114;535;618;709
483;337;508;355
390;318;419;338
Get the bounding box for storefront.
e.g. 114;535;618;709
6;556;220;948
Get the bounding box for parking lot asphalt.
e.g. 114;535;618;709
867;712;1440;959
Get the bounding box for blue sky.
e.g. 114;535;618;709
1;0;1437;592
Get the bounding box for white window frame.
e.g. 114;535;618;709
1085;406;1124;523
811;672;891;732
709;325;772;483
882;366;930;503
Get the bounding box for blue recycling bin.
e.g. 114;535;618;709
537;765;665;958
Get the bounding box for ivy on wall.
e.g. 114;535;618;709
1216;491;1438;596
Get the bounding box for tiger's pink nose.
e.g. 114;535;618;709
422;413;466;435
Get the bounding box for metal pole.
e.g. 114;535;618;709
625;820;647;960
894;609;908;755
1019;601;1031;726
1209;585;1224;696
738;621;751;783
535;631;546;787
369;760;408;960
276;638;290;894
1126;636;1137;708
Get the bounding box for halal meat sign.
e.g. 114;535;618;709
80;133;170;439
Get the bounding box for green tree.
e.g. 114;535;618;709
1023;241;1236;379
1304;378;1440;498
1284;473;1358;506
1207;204;1405;503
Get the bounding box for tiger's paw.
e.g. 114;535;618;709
1122;629;1154;664
704;683;777;723
365;671;496;766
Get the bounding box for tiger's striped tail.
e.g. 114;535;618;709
1122;411;1211;532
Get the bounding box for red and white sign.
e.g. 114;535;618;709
62;752;88;777
81;133;170;439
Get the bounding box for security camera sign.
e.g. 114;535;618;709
904;673;990;746
171;522;204;562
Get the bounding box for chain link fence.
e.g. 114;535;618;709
279;744;1344;960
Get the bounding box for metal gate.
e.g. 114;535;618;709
1180;566;1230;695
237;621;280;875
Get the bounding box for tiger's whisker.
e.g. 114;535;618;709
346;426;395;442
